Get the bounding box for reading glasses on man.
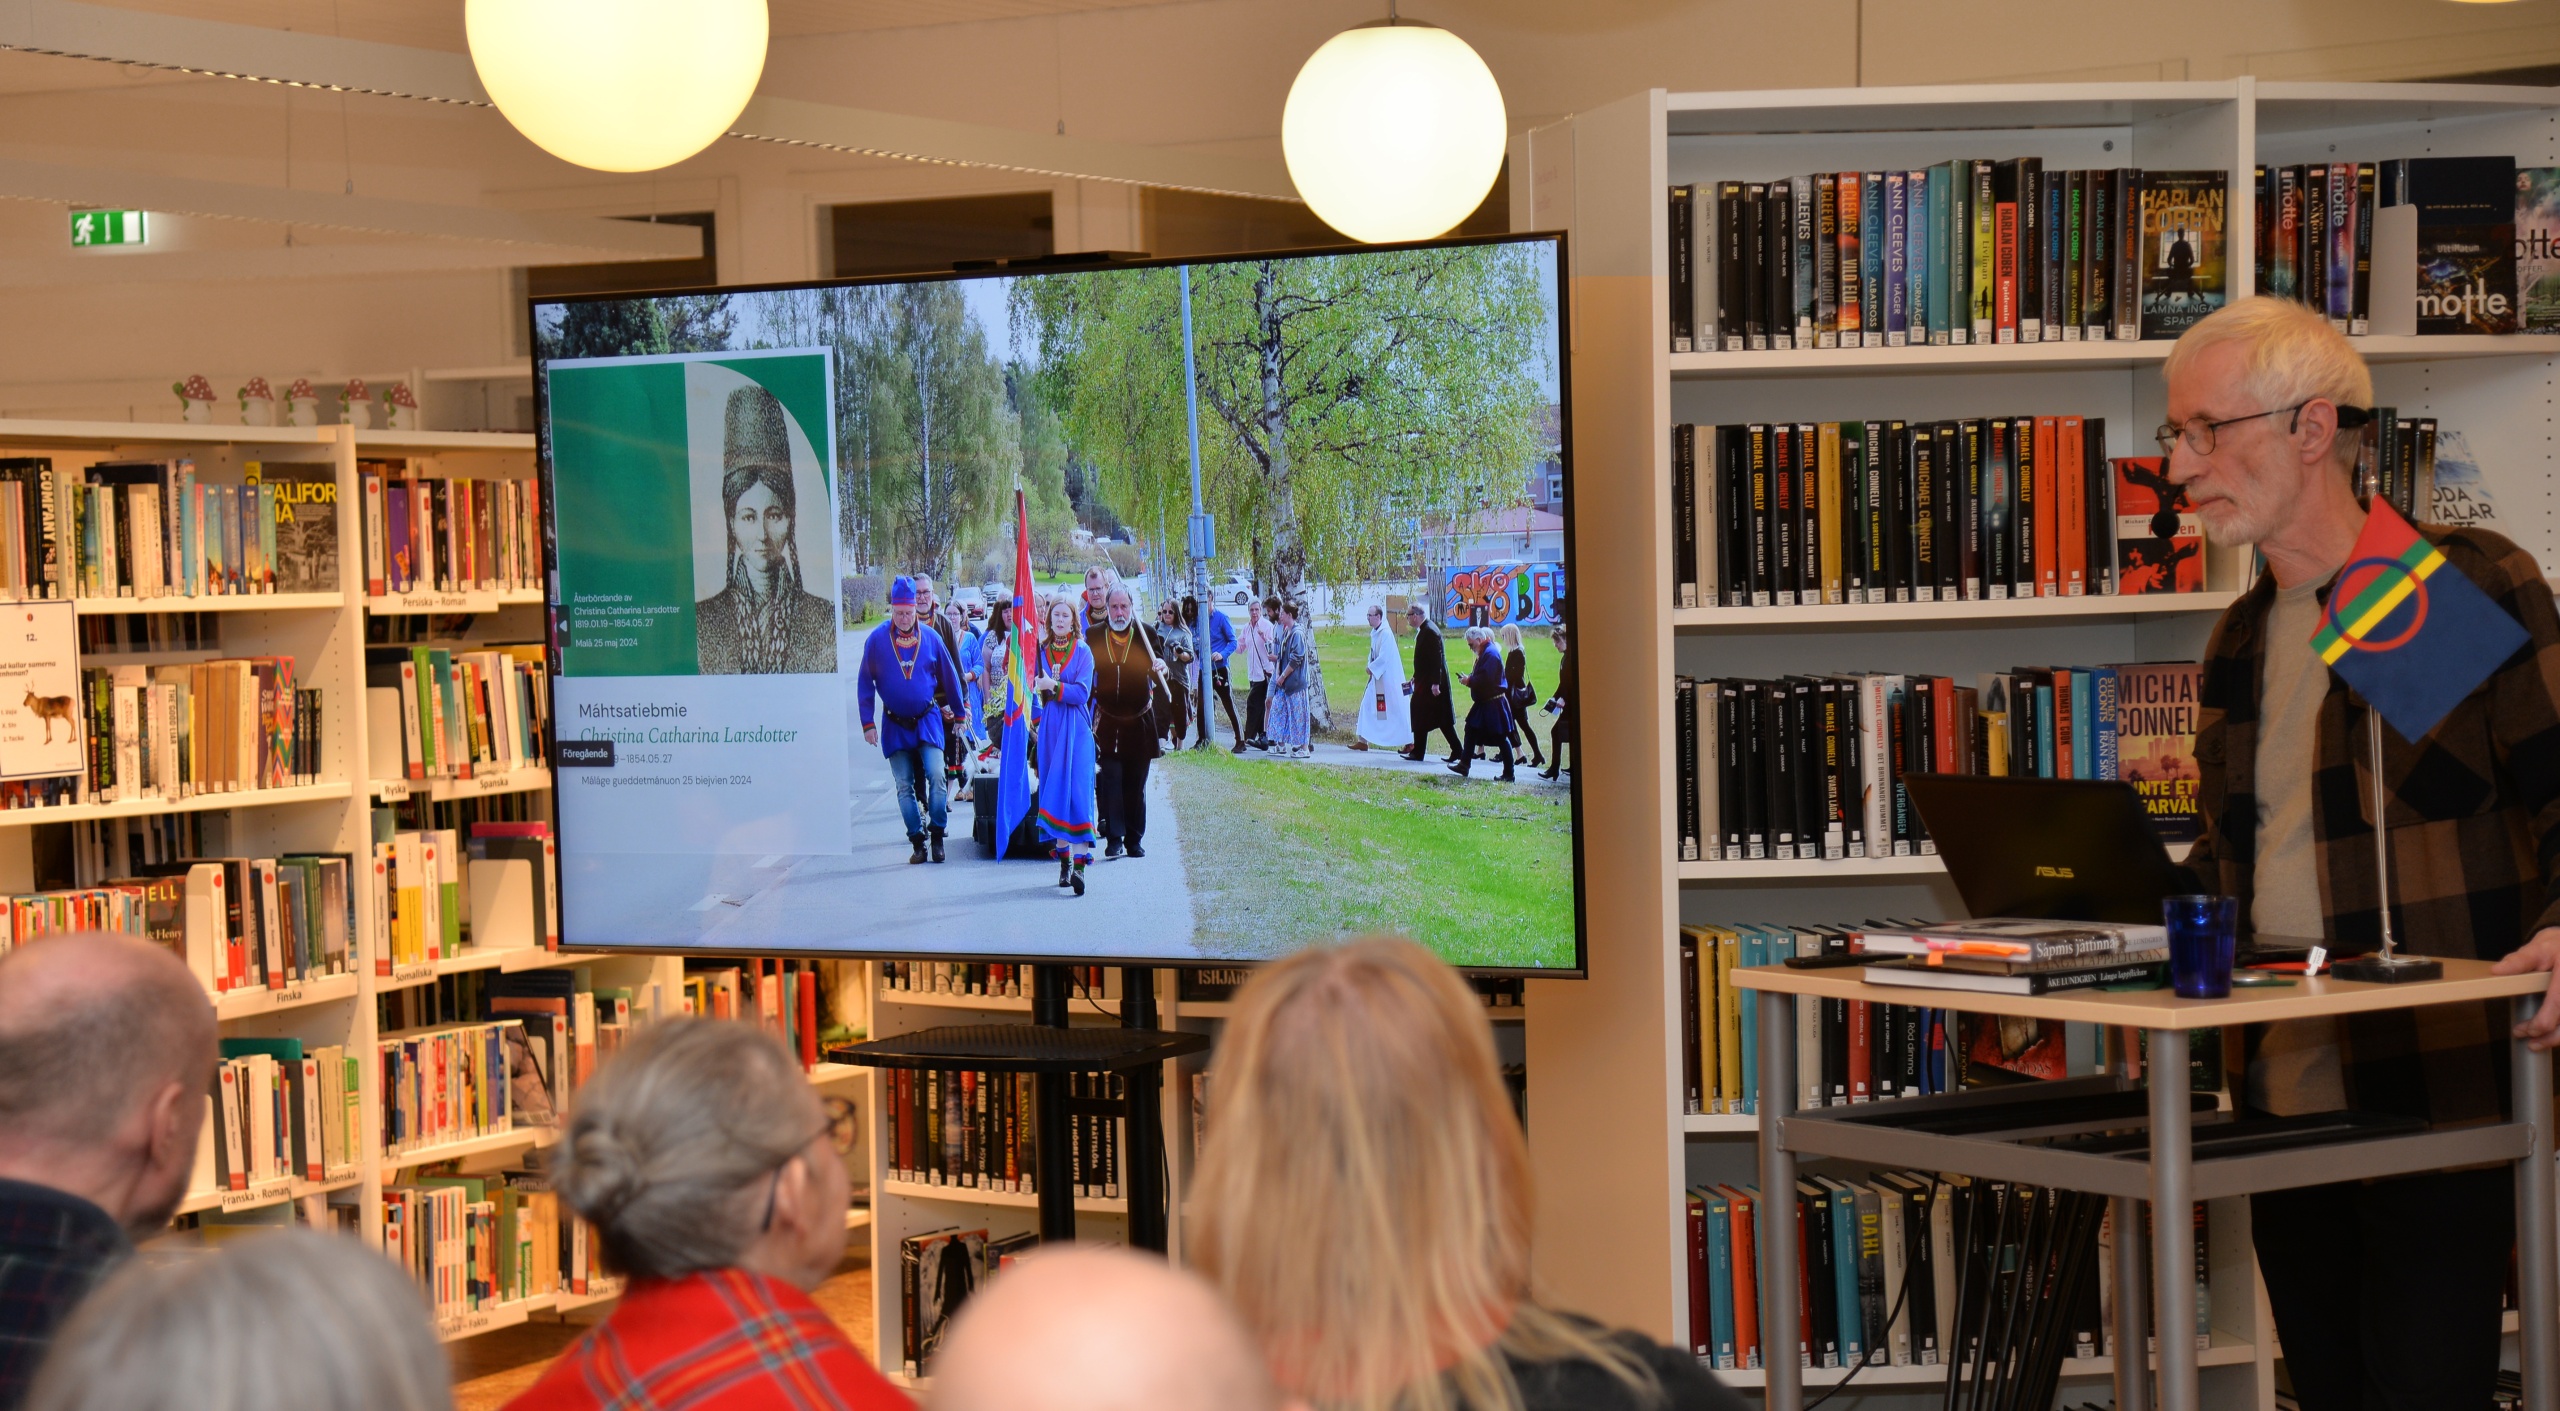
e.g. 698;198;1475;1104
2154;401;2375;456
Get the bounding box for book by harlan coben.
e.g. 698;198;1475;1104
2138;171;2227;338
2114;661;2201;847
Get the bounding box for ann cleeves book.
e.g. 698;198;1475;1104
2115;661;2202;845
2138;172;2227;338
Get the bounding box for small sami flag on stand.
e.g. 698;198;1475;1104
2312;498;2527;741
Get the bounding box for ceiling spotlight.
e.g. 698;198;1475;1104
1282;13;1507;244
467;0;769;173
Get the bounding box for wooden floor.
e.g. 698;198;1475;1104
448;1256;878;1411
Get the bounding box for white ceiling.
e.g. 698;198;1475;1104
70;0;1194;51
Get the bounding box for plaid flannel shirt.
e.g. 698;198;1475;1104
0;1180;129;1411
2185;523;2560;1126
506;1267;911;1411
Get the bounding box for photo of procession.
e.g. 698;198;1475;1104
536;235;1575;971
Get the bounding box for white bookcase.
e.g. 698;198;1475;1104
1512;79;2560;1409
0;418;700;1342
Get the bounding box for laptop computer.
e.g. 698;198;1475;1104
1900;775;2197;926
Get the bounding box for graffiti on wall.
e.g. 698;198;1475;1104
1436;562;1566;629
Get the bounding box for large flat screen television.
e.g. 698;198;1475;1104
531;232;1579;974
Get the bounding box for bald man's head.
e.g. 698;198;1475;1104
0;934;215;1153
929;1247;1282;1411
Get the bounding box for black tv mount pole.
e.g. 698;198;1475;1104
829;964;1205;1248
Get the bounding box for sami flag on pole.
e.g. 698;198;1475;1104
995;489;1038;851
2311;497;2528;741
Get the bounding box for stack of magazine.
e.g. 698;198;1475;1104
1855;919;2168;995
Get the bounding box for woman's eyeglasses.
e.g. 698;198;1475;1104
760;1096;860;1233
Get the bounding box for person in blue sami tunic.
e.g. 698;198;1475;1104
857;575;966;865
1031;595;1099;896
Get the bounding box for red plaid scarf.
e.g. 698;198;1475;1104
505;1268;911;1411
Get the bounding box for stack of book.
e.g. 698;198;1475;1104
1682;1173;2208;1374
199;1037;362;1193
359;463;543;599
380;1175;611;1322
1672;660;2204;864
682;957;826;1069
1666;166;2228;352
1857;918;2171;996
883;960;1032;998
364;644;552;782
0;457;339;600
885;1067;1044;1193
79;657;325;803
20;856;363;996
1670;419;2217;609
376;1017;520;1157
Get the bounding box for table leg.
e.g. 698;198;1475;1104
2111;1194;2152;1411
1759;989;1801;1411
2149;1028;2198;1411
2515;997;2557;1411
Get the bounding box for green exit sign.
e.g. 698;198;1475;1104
70;210;146;247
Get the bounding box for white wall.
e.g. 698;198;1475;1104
0;0;2548;419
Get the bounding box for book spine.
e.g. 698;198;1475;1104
1835;174;1863;347
1670;185;1695;352
1884;171;1910;347
1815;174;1841;347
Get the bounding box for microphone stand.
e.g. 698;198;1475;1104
2330;704;2443;983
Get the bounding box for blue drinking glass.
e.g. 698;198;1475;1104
2162;894;2239;999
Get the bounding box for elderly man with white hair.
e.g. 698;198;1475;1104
2161;295;2560;1411
1448;623;1516;781
928;1247;1296;1411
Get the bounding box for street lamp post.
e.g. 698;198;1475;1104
1177;265;1216;749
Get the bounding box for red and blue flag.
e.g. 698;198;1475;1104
995;489;1037;851
2311;498;2527;740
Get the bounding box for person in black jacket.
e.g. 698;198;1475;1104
1190;937;1743;1411
1451;627;1516;782
1401;605;1461;763
1498;623;1546;770
1539;621;1574;782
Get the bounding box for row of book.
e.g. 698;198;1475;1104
359;465;542;599
1857;918;2171;998
0;458;338;600
879;961;1116;1000
1681;925;1957;1116
78;611;225;655
377;1018;519;1157
900;1227;1038;1379
2256;156;2560;336
0;855;361;996
364;644;552;781
883;1066;1128;1200
193;1038;362;1194
81;659;326;801
1667;166;2228;352
1670;420;2206;611
1671;662;2203;864
373;822;558;970
682;958;828;1071
1682;1174;2209;1375
381;1176;613;1325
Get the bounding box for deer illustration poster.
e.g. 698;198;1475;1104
0;601;82;779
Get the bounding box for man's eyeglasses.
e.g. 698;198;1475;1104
2155;400;2373;456
759;1096;859;1233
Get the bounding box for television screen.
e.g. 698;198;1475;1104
531;233;1578;973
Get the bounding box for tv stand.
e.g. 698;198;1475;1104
829;964;1207;1248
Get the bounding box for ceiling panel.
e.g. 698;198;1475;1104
66;0;1186;51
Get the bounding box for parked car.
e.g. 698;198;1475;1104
1216;569;1255;605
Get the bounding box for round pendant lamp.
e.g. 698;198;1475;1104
466;0;769;173
1282;16;1507;244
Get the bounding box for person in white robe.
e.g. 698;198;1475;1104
1354;605;1414;751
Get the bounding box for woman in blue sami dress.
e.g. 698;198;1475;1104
1032;595;1099;895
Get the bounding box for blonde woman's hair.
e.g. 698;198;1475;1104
1496;623;1522;651
26;1229;452;1411
1190;937;1657;1411
2163;296;2373;467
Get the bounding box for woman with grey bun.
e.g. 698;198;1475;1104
505;1019;908;1410
26;1228;453;1411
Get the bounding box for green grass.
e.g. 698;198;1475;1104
1311;626;1559;739
1159;747;1575;969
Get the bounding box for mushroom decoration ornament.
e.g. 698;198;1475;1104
174;375;217;424
237;376;275;427
381;381;418;431
283;378;319;427
340;378;372;431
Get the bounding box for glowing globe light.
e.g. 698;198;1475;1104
1282;20;1507;244
466;0;769;173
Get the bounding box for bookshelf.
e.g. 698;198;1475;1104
1513;78;2560;1410
0;418;867;1342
